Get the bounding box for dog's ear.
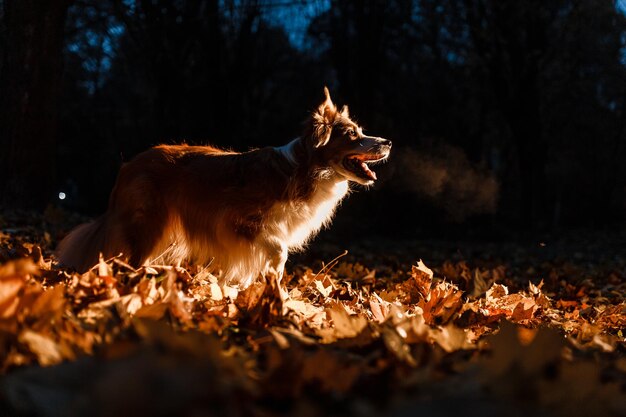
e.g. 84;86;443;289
323;86;332;103
340;105;349;117
312;87;337;148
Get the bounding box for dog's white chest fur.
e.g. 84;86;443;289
272;139;350;249
277;179;349;250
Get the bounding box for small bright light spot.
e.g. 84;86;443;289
58;192;66;200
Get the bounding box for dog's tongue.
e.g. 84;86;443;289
360;162;377;180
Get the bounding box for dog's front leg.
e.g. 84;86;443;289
260;238;289;304
263;238;288;281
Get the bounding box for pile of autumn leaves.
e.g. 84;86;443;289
1;241;624;374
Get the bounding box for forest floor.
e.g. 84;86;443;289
0;210;625;417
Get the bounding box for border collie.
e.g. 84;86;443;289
58;88;391;288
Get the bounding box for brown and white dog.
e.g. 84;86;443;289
57;88;391;288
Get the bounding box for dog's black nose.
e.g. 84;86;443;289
384;139;392;148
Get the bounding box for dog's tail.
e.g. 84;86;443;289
57;215;110;273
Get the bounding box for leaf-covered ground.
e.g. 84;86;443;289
0;211;625;417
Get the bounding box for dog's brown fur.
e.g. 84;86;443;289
57;88;391;287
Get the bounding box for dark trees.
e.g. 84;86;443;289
2;0;624;232
315;0;626;231
0;0;72;209
463;0;553;230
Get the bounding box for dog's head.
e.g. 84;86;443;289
306;87;392;186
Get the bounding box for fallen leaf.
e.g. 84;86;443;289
18;330;64;366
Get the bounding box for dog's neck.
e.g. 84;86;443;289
275;138;301;167
275;136;343;187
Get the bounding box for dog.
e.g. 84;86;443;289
57;88;392;288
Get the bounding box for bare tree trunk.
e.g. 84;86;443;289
0;0;72;209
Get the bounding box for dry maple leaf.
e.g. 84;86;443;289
402;260;434;303
0;258;38;317
418;281;464;325
0;275;25;318
317;301;369;343
369;292;391;323
18;330;65;366
430;324;475;352
475;283;541;324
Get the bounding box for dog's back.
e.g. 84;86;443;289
59;145;296;277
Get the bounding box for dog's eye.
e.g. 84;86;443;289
348;129;357;138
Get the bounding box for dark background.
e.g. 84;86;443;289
1;0;626;241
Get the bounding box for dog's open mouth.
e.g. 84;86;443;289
343;154;387;181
